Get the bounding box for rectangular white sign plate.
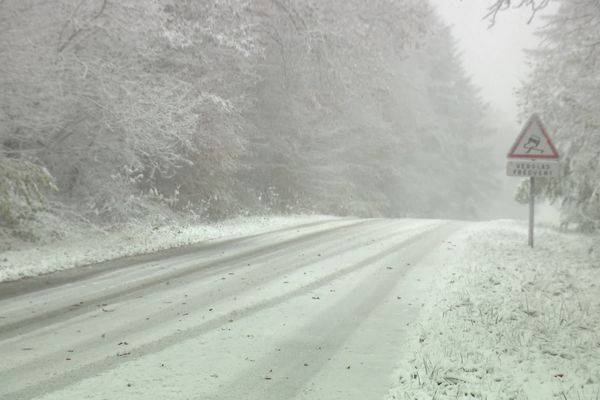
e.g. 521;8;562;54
506;160;559;178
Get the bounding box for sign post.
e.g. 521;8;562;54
507;114;559;248
529;177;534;247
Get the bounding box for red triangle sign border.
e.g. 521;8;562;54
507;114;560;160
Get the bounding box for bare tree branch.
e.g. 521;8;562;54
485;0;551;27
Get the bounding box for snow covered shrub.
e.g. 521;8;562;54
0;158;57;227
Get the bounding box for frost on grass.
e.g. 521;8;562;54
389;221;600;400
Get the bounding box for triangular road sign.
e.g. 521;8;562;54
508;114;559;159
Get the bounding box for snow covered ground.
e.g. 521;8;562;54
0;215;333;282
0;218;456;400
388;220;600;400
1;218;598;400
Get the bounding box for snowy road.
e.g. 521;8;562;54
0;218;465;400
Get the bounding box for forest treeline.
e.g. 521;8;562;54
1;0;497;239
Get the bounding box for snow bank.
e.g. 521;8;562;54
389;220;600;399
0;215;333;283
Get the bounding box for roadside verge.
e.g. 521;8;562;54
389;220;600;400
0;215;333;283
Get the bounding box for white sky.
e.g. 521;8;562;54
429;0;545;130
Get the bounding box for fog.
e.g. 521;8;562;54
432;0;555;221
1;0;598;245
1;2;600;397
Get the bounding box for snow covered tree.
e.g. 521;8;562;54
401;21;497;219
518;0;600;230
240;0;434;216
242;0;497;218
1;0;500;236
1;0;262;221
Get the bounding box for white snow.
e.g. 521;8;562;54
0;215;334;283
388;220;600;399
1;218;446;400
2;218;598;399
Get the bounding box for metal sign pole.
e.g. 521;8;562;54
529;176;535;248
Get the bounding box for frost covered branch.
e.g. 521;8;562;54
485;0;551;26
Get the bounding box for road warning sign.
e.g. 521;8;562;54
507;114;559;159
506;114;560;248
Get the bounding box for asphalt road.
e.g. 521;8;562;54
0;218;465;400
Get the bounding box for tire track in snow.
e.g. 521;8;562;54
0;219;369;338
1;220;460;400
0;217;344;300
0;218;401;348
204;221;463;400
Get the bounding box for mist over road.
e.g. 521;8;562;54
0;218;465;400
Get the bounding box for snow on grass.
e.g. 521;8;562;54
389;220;600;400
0;215;334;283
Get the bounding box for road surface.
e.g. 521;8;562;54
0;218;465;400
